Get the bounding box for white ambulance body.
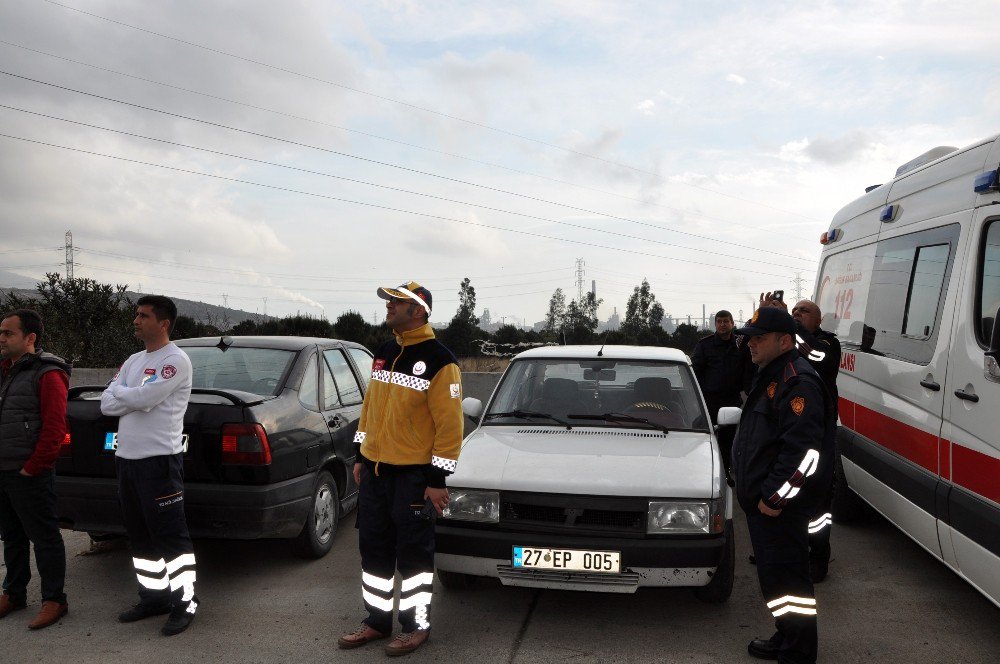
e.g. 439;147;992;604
816;133;1000;608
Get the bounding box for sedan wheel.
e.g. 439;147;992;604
296;470;339;558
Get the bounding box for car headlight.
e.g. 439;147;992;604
442;489;500;523
647;500;722;534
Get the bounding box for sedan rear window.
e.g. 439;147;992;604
182;347;296;395
485;359;709;431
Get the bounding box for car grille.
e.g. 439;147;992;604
501;494;646;534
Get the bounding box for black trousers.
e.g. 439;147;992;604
746;509;818;664
808;495;833;564
0;469;66;604
116;454;197;608
356;464;435;634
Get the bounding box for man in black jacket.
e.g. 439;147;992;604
791;300;841;582
691;310;749;470
731;307;835;664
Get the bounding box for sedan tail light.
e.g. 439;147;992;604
221;423;272;465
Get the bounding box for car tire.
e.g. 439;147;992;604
295;470;339;559
437;569;477;590
695;521;734;603
831;449;868;523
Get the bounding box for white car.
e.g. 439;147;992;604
435;345;734;602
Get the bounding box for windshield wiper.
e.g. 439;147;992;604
484;410;572;429
568;412;670;434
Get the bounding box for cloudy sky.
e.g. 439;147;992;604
1;0;997;327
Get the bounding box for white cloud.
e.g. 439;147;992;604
634;99;656;115
725;74;747;86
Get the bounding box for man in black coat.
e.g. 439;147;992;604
692;310;749;470
791;300;841;582
731;307;835;664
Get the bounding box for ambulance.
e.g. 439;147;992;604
816;133;1000;608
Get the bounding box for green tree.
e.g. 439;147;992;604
543;288;566;338
455;277;479;327
563;292;603;344
622;279;663;338
2;273;139;366
333;310;386;352
172;315;221;340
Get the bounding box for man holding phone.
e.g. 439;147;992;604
338;281;463;657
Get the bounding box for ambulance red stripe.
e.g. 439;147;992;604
842;399;1000;506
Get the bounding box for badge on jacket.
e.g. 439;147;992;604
790;396;806;416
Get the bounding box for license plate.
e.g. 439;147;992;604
104;432;189;453
512;546;620;574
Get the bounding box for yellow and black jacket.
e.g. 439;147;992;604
353;324;463;487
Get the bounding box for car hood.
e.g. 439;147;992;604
452;425;718;498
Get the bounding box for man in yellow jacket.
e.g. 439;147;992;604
338;281;463;657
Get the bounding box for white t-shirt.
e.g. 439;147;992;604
100;343;193;460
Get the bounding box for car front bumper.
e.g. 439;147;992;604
55;474;315;539
435;521;730;593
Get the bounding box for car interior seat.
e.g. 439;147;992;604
528;377;582;418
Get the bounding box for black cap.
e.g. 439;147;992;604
377;281;432;315
735;307;796;336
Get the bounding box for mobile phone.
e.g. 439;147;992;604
415;499;437;522
773;290;784;303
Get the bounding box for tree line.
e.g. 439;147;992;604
2;274;705;367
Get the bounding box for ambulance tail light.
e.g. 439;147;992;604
221;423;272;465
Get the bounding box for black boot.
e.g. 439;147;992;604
161;597;199;636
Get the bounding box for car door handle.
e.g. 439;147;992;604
919;379;941;391
327;415;344;428
953;389;979;403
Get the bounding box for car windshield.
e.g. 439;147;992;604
181;346;297;396
484;358;709;431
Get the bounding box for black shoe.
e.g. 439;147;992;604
747;638;780;660
161;597;198;636
810;559;829;583
748;554;756;565
118;602;172;623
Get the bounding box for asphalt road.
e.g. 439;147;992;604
2;506;998;664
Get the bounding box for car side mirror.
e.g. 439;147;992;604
462;397;483;421
717;407;742;427
985;306;1000;384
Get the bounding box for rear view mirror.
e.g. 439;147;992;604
717;407;742;427
462;397;484;421
583;368;616;381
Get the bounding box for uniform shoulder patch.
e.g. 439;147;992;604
767;382;777;399
790;396;806;416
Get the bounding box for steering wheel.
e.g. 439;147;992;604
624;401;671;413
251;377;279;394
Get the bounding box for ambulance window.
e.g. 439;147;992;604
902;244;949;338
977;220;1000;345
865;224;959;364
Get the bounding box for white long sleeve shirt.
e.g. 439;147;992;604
100;343;193;460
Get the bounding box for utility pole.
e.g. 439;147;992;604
575;258;586;303
64;230;74;280
222;294;229;308
262;297;268;321
792;271;807;302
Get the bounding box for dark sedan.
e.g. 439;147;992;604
56;336;374;558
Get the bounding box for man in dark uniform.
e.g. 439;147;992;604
731;308;835;663
691;310;748;470
791;300;841;583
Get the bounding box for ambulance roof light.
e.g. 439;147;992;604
974;169;999;193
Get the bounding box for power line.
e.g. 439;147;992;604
0;103;812;269
38;0;820;222
0;76;817;266
0;38;818;241
0;133;794;278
